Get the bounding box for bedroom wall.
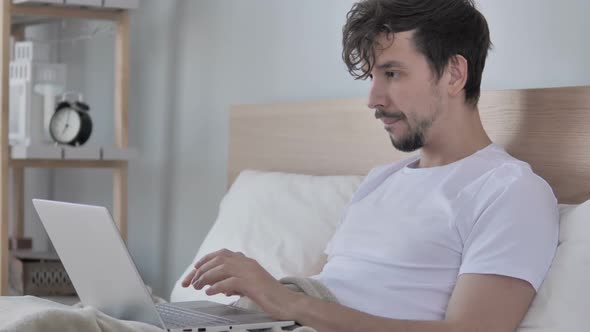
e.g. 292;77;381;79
34;0;590;298
49;2;183;297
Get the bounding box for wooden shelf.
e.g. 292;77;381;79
0;0;131;295
11;3;124;21
10;145;137;162
8;144;136;168
11;16;52;26
10;158;125;168
11;144;62;159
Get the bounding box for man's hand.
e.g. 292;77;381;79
181;249;300;320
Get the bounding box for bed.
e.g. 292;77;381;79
172;85;590;331
3;86;590;331
227;86;590;203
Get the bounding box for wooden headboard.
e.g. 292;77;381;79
229;86;590;204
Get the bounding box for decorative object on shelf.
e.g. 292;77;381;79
12;0;140;9
9;250;76;296
9;80;29;144
49;92;92;146
9;41;67;146
8;237;32;251
14;41;50;62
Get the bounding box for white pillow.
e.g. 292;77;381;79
170;170;363;303
519;200;590;331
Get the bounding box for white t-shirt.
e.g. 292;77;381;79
312;143;559;321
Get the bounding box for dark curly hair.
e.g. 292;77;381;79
343;0;492;106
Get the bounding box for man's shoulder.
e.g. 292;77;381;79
462;158;557;219
464;143;530;175
478;161;555;199
452;144;550;194
474;144;549;190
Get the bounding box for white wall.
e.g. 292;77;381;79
51;2;184;296
479;0;590;89
31;0;590;298
161;0;373;299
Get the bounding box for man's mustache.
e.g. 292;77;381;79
374;109;405;120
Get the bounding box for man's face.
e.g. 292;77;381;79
368;31;446;152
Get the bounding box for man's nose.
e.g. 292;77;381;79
367;79;386;111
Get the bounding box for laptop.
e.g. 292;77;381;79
32;199;294;332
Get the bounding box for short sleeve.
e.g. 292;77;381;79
459;164;559;291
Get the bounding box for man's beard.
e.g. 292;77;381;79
389;125;426;152
375;109;433;153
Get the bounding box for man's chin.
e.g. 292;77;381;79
390;136;422;153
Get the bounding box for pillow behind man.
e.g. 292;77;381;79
170;170;363;304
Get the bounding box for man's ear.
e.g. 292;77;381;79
447;55;468;98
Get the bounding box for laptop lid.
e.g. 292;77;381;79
32;199;166;329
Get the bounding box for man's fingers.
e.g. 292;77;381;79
182;249;232;287
206;277;242;297
191;255;230;286
181;269;197;288
193;249;233;271
193;264;233;289
183;249;247;289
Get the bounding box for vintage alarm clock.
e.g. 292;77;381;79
49;93;93;146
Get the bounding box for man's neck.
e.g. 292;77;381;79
417;108;492;169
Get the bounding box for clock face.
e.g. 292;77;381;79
49;109;82;144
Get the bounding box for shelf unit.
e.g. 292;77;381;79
0;0;131;295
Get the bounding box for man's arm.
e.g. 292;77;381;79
287;273;535;332
181;249;535;332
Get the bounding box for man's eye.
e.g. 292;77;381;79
385;72;398;79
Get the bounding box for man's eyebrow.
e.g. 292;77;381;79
376;61;406;70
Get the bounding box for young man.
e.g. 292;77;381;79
182;1;559;331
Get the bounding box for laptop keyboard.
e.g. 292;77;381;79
156;303;238;329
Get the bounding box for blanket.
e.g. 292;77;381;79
0;278;335;332
0;296;162;332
